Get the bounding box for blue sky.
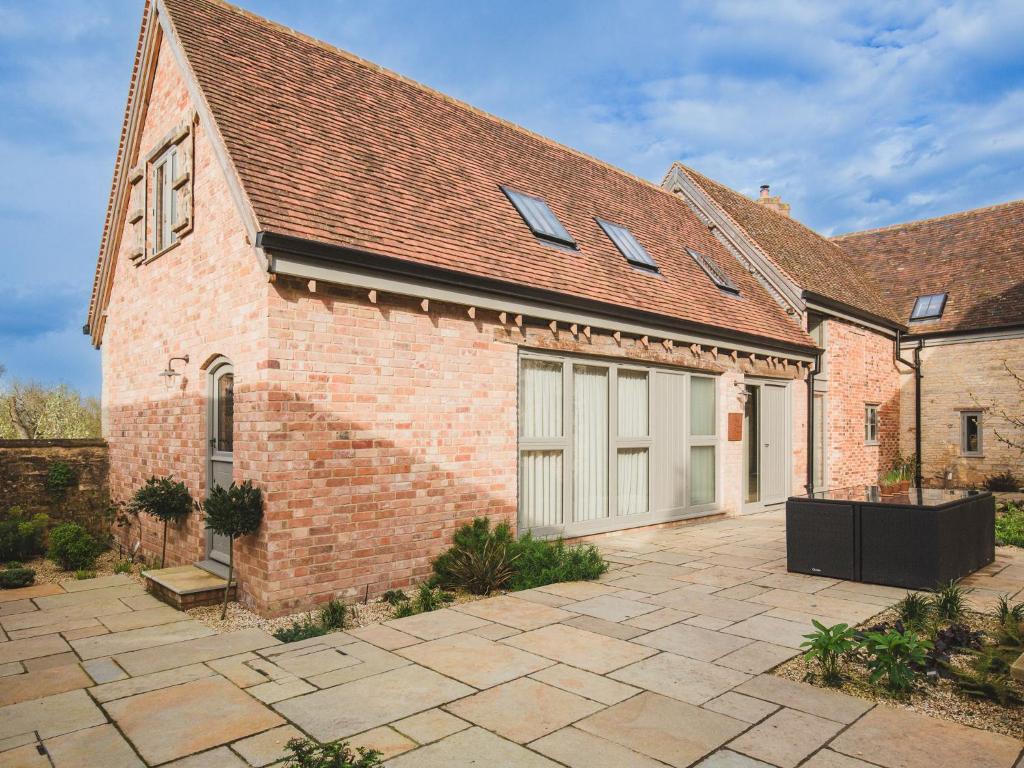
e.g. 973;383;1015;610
1;0;1022;397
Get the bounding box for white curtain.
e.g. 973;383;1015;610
618;449;648;515
521;360;562;438
690;377;716;436
690;446;716;505
521;450;563;527
574;365;608;521
618;370;648;437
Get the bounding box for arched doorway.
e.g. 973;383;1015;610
206;357;234;565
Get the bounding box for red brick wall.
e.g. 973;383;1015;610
101;34;271;606
821;318;901;489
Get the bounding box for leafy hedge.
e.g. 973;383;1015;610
996;502;1024;547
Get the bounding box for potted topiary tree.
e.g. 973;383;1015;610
203;480;263;619
128;476;196;567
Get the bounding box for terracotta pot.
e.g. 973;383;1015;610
879;479;911;496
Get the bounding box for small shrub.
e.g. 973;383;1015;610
129;476;195;567
442;532;518;595
415;583;452;613
928;623;983;668
995;594;1024;626
0;566;36;589
113;559;134;575
431;518;515;592
273;615;328;644
0;507;49;561
985;470;1020;492
381;589;408;606
895;592;932;632
45;461;76;495
861;628;932;693
931;581;966;622
393;601;416;618
319;599;347;631
952;646;1023;705
283;736;382;768
204;480;264;619
995;502;1024;547
800;620;858;685
74;569;96;580
509;535;607;590
47;522;99;571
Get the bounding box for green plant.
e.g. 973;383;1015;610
800;620;858;685
0;507;49;561
273;615;328;643
995;594;1024;626
415;583;452;613
0;566;35;589
896;592;933;631
861;628;932;693
204;480;264;619
950;645;1023;705
508;535;607;590
283;736;382;768
995;502;1024;547
443;532;518;595
129;476;196;567
381;589;408;606
931;580;966;622
319;599;347;631
113;559;134;575
74;569;96;580
431;517;515;589
985;470;1020;492
45;461;76;495
47;522;100;571
393;601;416;618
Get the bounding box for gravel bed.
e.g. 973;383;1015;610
772;607;1024;739
19;550;147;587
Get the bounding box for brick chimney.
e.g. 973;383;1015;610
756;184;790;217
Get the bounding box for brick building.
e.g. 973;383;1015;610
837;202;1024;488
86;0;1020;615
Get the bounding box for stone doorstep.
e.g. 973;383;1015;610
143;565;235;610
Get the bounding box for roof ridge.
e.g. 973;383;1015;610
833;197;1024;240
187;0;690;208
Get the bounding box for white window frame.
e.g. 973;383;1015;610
152;145;178;255
518;350;718;537
960;410;983;457
864;404;879;445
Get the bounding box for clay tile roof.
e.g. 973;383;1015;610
834;200;1024;335
156;0;813;352
673;164;904;327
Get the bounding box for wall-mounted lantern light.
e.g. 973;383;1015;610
159;354;189;380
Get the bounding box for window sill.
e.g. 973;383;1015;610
146;239;181;264
960;454;984;459
865;441;880;447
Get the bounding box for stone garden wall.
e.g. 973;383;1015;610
0;439;112;538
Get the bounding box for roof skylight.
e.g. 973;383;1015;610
596;218;658;271
500;186;576;248
910;293;947;321
687;247;739;294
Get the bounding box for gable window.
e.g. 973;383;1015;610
153;146;178;254
865;404;879;445
501;186;576;248
910;293;946;321
961;411;983;456
596;218;658;272
687;247;739;294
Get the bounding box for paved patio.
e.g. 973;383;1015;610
1;509;1022;767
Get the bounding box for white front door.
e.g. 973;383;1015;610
207;360;234;564
743;380;791;510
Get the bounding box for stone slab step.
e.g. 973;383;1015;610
142;565;235;610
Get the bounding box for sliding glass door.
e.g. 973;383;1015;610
519;352;719;537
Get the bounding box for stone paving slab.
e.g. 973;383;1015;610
734;674;872;724
230;724;304;767
576;691;746;768
391;707;470;744
98;605;187;632
385;726;560;768
568;594;661;622
530;725;668;768
0;661;93;707
647;589;768;622
385;608;490;640
349;725;416;760
721;614;814;649
71;619;214;659
0;743;50;767
713;640;799;675
446;677;602;743
634;622;753;661
610;651;750;704
0;583;63;603
729;707;844;768
44;722;144;768
0;689;106;740
90;662;215;703
702;691;779;724
695;750;775;767
561;613;647;640
104;676;284;765
0;633;70;665
829;704;1023;768
33;584;142;611
275;663;474;741
346;623;420;650
397;631;553;689
164;746;249;768
114;628;279;675
502;623;656;674
0;599;131;632
59;574;134;593
452;594;577;630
